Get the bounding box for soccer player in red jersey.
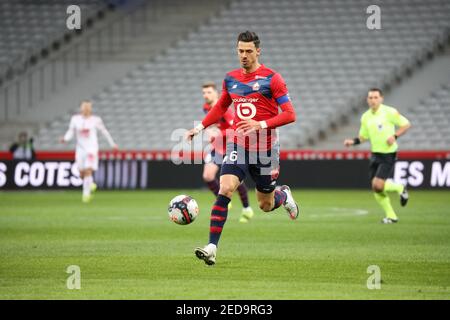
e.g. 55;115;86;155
186;31;299;265
201;82;255;223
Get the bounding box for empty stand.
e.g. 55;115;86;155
33;0;450;151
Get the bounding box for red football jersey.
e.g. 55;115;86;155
203;102;234;155
202;64;294;151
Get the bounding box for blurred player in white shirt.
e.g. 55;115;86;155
60;100;118;202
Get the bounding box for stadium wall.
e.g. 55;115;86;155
1;151;449;190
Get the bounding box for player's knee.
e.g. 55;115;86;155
258;200;273;212
202;171;215;182
219;184;235;199
372;182;384;193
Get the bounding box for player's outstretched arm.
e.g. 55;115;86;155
344;136;366;147
395;122;411;138
387;111;411;145
97;118;118;150
60;117;75;143
264;100;296;129
186;84;232;142
345;116;369;147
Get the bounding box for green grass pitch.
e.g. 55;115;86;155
0;189;449;299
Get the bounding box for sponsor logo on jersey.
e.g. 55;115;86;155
232;97;259;103
80;129;90;137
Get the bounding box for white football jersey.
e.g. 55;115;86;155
64;114;115;152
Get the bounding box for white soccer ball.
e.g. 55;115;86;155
168;195;199;225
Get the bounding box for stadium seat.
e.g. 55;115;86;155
0;0;108;81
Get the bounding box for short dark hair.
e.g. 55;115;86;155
202;81;217;90
368;88;383;96
237;31;260;48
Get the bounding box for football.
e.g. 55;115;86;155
168;195;199;225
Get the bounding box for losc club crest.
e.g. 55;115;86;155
252;82;260;91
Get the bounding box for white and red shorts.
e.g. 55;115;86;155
75;150;98;171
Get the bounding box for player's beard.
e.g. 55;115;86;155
241;60;256;72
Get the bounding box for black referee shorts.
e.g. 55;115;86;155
369;152;397;181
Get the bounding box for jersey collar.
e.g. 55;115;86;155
370;104;383;114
